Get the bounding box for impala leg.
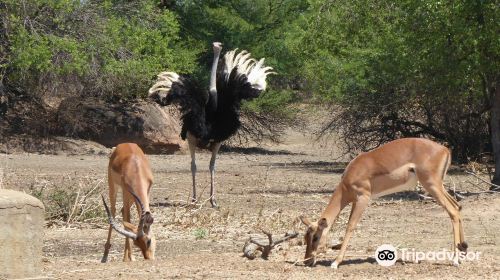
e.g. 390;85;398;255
209;142;222;208
122;195;134;262
458;219;466;252
422;180;463;266
444;191;461;210
440;152;467;255
102;226;113;263
330;201;357;251
324;187;353;225
443;191;466;249
102;179;117;263
188;137;197;203
331;193;370;269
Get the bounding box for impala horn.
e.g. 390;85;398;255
102;190;150;240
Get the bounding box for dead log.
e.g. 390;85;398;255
243;229;298;260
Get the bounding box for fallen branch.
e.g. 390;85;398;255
465;171;500;192
417;193;433;200
243;229;298;260
448;189;466;200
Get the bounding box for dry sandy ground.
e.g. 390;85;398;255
1;129;499;279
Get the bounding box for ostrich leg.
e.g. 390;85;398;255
209;142;222;207
188;135;197;203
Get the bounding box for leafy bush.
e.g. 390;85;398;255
2;0;199;99
299;0;499;161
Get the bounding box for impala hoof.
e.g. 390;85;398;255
331;261;339;269
457;242;468;252
210;198;218;208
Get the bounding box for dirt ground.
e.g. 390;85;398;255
1;128;500;279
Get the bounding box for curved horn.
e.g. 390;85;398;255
127;190;147;237
299;216;312;227
101;194;138;240
128;190;145;215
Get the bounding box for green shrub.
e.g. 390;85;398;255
193;228;208;240
3;0;200;99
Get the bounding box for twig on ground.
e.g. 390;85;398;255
417;193;433;200
190;195;214;213
465;171;500;192
451;191;466;200
243;229;299;260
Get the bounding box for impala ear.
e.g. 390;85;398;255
299;216;312;227
318;218;328;230
123;221;138;234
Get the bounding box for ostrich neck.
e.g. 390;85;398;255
209;50;221;109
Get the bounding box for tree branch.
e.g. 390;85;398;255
243;230;298;260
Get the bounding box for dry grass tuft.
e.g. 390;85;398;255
28;173;106;225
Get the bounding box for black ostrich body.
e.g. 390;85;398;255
160;77;242;146
149;43;273;207
151;59;265;145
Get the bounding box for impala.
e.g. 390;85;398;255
300;138;467;269
101;143;155;262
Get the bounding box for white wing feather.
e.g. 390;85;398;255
222;50;274;91
148;72;181;96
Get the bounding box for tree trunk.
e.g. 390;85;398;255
490;85;500;189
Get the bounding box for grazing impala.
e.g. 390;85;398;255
301;138;467;269
101;143;155;262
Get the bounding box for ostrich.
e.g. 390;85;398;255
148;42;274;207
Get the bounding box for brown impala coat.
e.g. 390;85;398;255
102;143;156;262
301;138;466;269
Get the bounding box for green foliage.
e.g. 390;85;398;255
173;0;309;77
193;228;208;239
2;0;199;98
294;0;499;160
243;89;296;117
87;4;199;98
295;0;401;100
10;29;88;77
289;0;497;105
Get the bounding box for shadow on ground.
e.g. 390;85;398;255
220;145;302;155
255;160;348;174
